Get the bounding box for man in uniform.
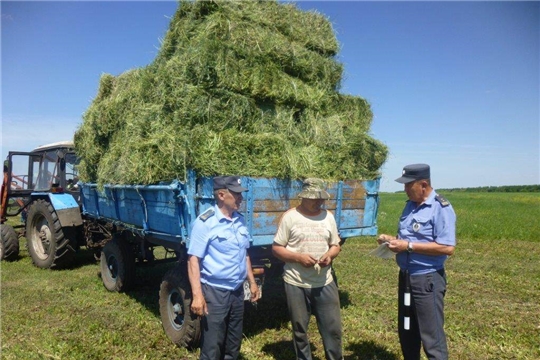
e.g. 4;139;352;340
187;176;260;360
377;164;456;360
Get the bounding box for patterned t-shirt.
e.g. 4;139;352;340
274;208;340;288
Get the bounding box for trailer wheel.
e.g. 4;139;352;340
159;265;200;349
100;236;135;292
1;224;20;261
25;199;76;269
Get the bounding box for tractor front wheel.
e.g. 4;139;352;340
25;199;76;269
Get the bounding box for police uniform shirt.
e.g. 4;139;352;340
396;190;456;275
187;205;251;291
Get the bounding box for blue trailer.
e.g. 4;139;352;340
2;140;380;348
79;170;380;348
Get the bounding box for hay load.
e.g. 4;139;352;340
75;0;388;186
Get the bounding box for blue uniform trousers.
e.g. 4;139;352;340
398;269;448;360
284;281;343;360
199;283;244;360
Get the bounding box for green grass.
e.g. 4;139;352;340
2;192;539;359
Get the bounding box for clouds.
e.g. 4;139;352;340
1;14;14;22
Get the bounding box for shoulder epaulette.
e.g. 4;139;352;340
435;195;450;207
199;209;215;222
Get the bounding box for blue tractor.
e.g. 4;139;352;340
1;141;83;268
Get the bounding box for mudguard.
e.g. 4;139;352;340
41;193;83;227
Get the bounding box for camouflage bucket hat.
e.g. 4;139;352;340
297;178;330;199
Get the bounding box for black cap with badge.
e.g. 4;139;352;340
395;163;430;184
213;176;248;192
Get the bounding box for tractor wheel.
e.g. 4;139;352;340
159;265;200;349
1;224;20;261
100;236;136;292
25;199;76;269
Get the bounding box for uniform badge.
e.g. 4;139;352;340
435;194;450;207
199;208;215;222
413;222;421;232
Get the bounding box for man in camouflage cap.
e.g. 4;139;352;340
296;178;331;200
272;178;343;360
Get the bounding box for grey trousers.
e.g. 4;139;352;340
284;281;343;360
199;283;244;360
398;270;448;360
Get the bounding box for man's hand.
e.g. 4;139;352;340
190;294;208;317
297;253;318;267
386;239;408;253
377;234;395;244
318;253;333;267
377;234;408;253
249;282;261;302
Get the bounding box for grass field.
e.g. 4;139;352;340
1;192;539;359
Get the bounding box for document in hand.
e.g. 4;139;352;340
368;242;395;259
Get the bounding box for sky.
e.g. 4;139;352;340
1;1;539;193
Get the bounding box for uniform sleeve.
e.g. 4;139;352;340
433;205;457;246
187;219;209;258
238;218;251;249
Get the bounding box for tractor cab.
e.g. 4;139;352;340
1;141;81;263
1;141;79;221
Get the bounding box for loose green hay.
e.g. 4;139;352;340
75;0;388;186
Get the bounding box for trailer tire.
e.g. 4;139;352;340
100;236;135;292
1;224;20;261
159;265;200;349
26;199;76;269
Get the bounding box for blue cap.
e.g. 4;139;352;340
395;164;430;184
213;176;248;192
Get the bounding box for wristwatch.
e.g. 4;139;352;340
407;241;414;253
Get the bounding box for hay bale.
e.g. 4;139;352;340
75;0;388;186
159;1;339;59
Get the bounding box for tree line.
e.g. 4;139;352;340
437;185;540;193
